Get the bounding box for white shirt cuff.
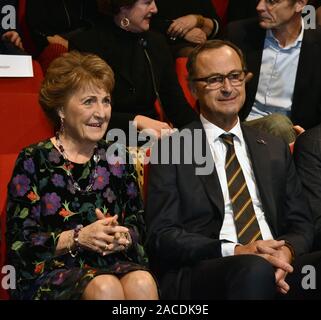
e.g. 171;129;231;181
221;242;240;257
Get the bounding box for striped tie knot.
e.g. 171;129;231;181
220;133;234;146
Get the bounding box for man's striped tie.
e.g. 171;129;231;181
220;134;262;245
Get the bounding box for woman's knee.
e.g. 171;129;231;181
82;274;125;300
121;271;158;299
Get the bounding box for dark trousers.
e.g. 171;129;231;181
190;255;276;300
281;250;321;300
187;252;321;300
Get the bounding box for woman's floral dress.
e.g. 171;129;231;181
6;139;149;300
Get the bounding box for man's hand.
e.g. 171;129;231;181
256;244;294;294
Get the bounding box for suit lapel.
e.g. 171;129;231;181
190;121;225;218
241;126;278;235
292;29;319;117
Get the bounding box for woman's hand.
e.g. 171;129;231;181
78;210;130;255
183;28;207;45
133;115;176;139
168;15;198;38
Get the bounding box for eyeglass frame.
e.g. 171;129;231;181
190;69;248;90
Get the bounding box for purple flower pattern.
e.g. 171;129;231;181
41;192;61;216
23;158;35;174
10;174;31;197
51;174;65;188
93;166;110;190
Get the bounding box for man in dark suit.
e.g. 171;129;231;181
294;124;321;251
226;0;321;143
146;40;321;299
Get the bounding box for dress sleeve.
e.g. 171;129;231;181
6;147;62;282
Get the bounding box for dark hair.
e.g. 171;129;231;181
96;0;138;15
187;40;247;82
39;51;114;128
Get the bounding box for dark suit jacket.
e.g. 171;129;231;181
146;119;313;298
294;124;321;250
226;18;321;130
69;16;197;134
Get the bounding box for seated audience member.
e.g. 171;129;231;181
146;40;321;300
294;124;321;251
152;0;220;57
0;30;25;54
6;51;158;300
26;0;98;54
226;0;321;144
69;0;197;140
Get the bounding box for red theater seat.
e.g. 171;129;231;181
0;85;53;299
175;57;197;111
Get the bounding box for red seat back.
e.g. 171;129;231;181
0;64;53;299
175;57;197;111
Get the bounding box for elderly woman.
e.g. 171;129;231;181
69;0;197;139
6;51;158;300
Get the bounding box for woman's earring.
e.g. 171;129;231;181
120;17;130;28
60;117;65;134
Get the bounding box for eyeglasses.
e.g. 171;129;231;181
191;70;247;90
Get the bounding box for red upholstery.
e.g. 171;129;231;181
38;44;68;74
0;67;53;299
211;0;229;27
175;57;197;110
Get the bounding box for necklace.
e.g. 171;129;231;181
55;132;100;193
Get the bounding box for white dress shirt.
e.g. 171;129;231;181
200;115;274;256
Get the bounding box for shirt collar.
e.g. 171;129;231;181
266;18;304;50
200;114;244;145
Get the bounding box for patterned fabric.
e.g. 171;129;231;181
6;139;149;300
220;134;262;245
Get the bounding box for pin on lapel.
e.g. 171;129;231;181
256;138;267;145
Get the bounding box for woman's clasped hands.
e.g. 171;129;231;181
77;209;131;256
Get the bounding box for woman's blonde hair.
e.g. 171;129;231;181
39;51;115;127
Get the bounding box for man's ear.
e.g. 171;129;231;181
245;72;253;83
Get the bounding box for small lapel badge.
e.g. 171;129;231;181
256;138;267;145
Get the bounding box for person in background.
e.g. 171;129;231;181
294;124;321;251
226;0;321;144
6;51;158;300
26;0;98;55
69;0;197;140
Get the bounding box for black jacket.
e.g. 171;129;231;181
226;18;321;130
69;17;197;134
146;120;313;297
